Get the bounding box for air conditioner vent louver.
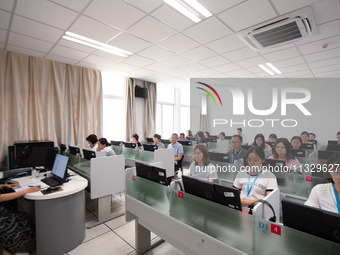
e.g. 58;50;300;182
237;7;317;51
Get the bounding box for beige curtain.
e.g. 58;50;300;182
125;77;136;141
144;81;157;139
0;50;102;168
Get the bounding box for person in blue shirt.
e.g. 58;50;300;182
86;134;98;151
167;133;184;171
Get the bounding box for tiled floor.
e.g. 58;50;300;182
66;193;185;255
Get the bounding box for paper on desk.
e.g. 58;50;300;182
13;182;49;192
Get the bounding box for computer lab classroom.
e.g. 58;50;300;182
1;0;340;255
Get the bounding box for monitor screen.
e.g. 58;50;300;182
292;149;306;158
267;158;286;168
111;140;122;146
161;139;170;144
51;154;69;180
267;142;276;148
242;145;252;150
123;142;136;148
178;140;192;146
328;140;339;145
83;148;96;160
209;152;229;162
68;145;81;155
308;140;317;145
44;148;58;171
146;138;154;143
206;137;217;142
318;150;337;160
135;161;167;185
326;144;340;152
301;143;314;150
143;144;158;152
282;199;340;244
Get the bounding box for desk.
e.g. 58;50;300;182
12;171;87;255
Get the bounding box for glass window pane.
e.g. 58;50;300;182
181;106;190;132
156;104;162;136
181;88;190;106
157;84;174;104
162;105;174;139
103;98;125;141
101;71;124;97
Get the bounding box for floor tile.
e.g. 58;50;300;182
105;214;129;230
83;216;111;243
68;232;134;255
143;242;185;255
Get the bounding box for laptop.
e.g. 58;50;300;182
41;154;69;187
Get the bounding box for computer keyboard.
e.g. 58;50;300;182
41;177;61;187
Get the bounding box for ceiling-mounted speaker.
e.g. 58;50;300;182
135;86;148;99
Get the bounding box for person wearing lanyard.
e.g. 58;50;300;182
227;135;247;165
86;134;98;151
233;146;278;207
268;138;300;171
305;152;340;214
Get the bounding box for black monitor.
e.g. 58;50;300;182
206;137;217;142
182;175;241;211
308;140;317;145
146;138;154;143
178;140;192;146
44;148;58;171
282;199;340;244
83;148;96;160
267;142;276;148
328;140;339;145
210;135;219;139
292;149;306;158
135;161;167;185
267;158;286;168
242;145;252;150
161;139;170;144
225;136;232;140
301;143;314;150
143;144;158;152
123;142;136;149
186;137;196;141
209;152;229;162
111;140;122;146
60;144;67;152
326;144;340;152
68;145;81;155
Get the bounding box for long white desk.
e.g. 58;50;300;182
11;171;88;255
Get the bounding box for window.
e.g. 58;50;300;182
101;71;125;141
156;84;175;138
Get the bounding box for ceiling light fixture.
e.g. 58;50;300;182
62;31;132;57
163;0;212;23
258;63;282;76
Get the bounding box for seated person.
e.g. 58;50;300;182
153;134;165;149
309;132;316;141
131;133;142;147
237;128;247;145
97;138;115;156
268;133;277;143
300;131;310;144
291;136;303;150
252;133;272;157
179;133;186;141
204;131;210;139
86;134;98;151
0;184;41;255
233;146;278;207
227;135;248;165
188;144;217;180
219;132;225;141
305;152;340;213
186;130;193;140
167;133;184;171
195;131;206;144
268;138;300;170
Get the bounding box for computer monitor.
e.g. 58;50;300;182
328;140;339;145
301;143;314;150
111;140;122;146
186;137;196;141
161;139;170;144
210;135;219;139
68;145;81;155
206;137;217;142
182;175;241;211
135;161;167;185
44;148;58;171
123;142;136;149
209;152;229;162
266;158;286;168
282;199;340;244
60;144;67;152
225;136;232;140
143;144;158;152
242;145;252;150
292;149;306;158
178;140;192;146
51;154;69;182
326;144;340;152
267;142;276;148
308;140;317;145
83;148;96;160
146;138;154;143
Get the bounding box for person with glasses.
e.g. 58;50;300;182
227;135;248;165
233;146;278;207
305;152;340;214
252;133;272;157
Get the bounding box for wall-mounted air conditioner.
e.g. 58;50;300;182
237;7;317;51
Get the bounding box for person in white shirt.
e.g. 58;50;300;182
268;138;300;171
291;136;303;150
86;134;98;151
97;138;115;156
237;128;247;145
219;132;225;141
252;133;272;158
188;144;218;180
300;131;310;144
233;146;278;207
305;152;340;214
153;134;165;149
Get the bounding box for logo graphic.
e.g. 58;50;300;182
196;82;222;106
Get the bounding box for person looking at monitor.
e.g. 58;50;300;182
179;133;186;141
153;134;164;149
309;132;316;141
268;138;300;170
300;131;310;144
233;146;278;207
219;132;225;140
252;133;272;157
204;131;210;139
305;152;340;213
97;138;115;156
268;134;277;143
291;136;303;150
167;133;183;171
195;131;205;144
131;133;142;147
227;135;247;165
0;184;41;255
237;128;247;145
188;144;217;180
186;130;193;139
86;134;98;151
